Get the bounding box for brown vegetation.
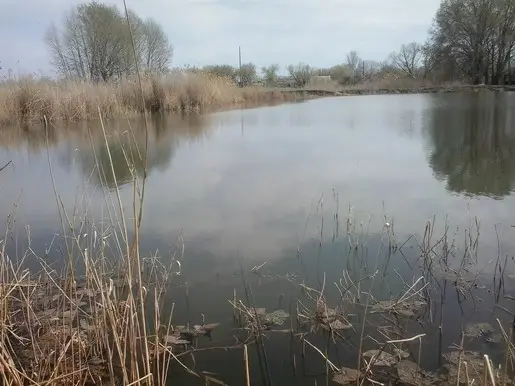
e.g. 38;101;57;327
2;72;513;128
0;72;314;126
1;109;515;385
0;114;254;385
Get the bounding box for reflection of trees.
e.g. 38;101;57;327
77;114;208;188
79;122;175;188
90;134;171;187
425;93;515;197
0;114;210;189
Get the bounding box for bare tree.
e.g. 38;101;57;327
421;40;437;78
430;0;493;83
390;42;423;78
346;51;362;80
361;60;381;80
427;0;515;84
490;0;515;84
141;18;173;72
118;9;145;77
44;23;71;77
237;63;257;86
287;63;313;87
261;64;280;86
44;2;173;81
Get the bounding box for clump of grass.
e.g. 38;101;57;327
0;228;189;385
0;106;184;385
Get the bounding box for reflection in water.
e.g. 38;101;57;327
0;114;212;261
424;92;515;198
76;117;171;188
71;114;211;188
3;95;515;267
1;96;515;384
1;114;211;189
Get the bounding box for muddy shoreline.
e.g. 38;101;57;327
277;84;515;98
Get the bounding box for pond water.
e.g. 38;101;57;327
2;91;515;384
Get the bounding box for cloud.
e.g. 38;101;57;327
0;0;440;76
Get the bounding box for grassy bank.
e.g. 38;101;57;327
0;72;320;126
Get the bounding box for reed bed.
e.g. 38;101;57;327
0;72;309;127
0;93;243;384
0;102;185;385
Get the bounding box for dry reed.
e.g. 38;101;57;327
0;72;314;127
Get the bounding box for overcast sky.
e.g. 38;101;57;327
0;0;441;77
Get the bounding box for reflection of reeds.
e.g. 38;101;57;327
0;32;233;384
0;127;183;385
0;114;210;155
267;195;515;385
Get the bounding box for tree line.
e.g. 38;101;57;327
44;0;515;86
427;0;515;85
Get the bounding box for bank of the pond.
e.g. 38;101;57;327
3;72;514;128
0;73;326;127
335;83;515;96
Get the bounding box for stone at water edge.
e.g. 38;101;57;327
362;350;398;367
332;367;360;385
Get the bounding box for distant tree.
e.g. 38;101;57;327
141;18;174;72
261;64;280;86
420;40;437;79
428;0;515;84
346;51;363;80
202;64;237;81
360;60;381;80
328;64;353;84
237;63;257;86
44;2;172;81
389;42;423;78
287;62;313;87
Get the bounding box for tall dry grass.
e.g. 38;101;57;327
0;72;311;127
0;113;187;385
0;71;476;127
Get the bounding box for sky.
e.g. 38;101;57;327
0;0;441;77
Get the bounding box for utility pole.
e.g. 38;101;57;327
238;46;242;87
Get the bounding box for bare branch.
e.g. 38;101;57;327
44;3;173;80
390;42;423;78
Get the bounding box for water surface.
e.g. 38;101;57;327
1;91;515;384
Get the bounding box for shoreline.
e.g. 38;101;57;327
1;80;513;128
287;84;515;98
195;83;515;118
